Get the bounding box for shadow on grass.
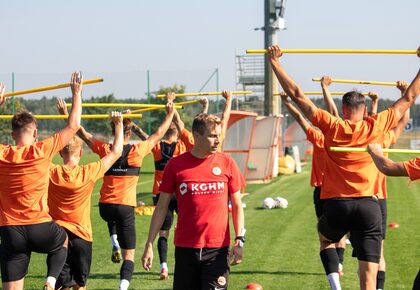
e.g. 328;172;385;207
232;270;323;276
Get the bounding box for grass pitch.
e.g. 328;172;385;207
21;153;420;289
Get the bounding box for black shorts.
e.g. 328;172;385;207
313;186;325;218
318;197;382;263
57;230;92;288
99;203;136;249
153;194;178;231
0;221;67;282
174;246;230;290
378;199;387;240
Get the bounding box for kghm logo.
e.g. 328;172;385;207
178;182;225;195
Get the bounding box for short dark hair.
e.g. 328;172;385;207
111;118;132;136
342;91;366;112
11;111;37;133
192;113;221;135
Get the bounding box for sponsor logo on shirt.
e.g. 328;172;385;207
180;183;188;195
212;166;222;176
178;182;225;195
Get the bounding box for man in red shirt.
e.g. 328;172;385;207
142;113;245;290
48;111;123;290
269;44;420;290
0;72;82;290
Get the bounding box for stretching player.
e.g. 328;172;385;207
366;82;410;290
0;72;82;290
281;90;344;290
58;95;175;290
269;44;420;290
48;108;123;290
142;113;245;290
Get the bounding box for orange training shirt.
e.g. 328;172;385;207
91;139;152;206
306;127;325;187
375;130;396;199
312;108;398;199
48;160;105;241
0;133;63;226
404;157;420;181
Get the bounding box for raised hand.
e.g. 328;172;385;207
321;76;332;87
0;83;6;107
70;71;83;97
166;92;176;103
396;80;409;94
268;45;283;60
367;92;379;101
56;98;69;115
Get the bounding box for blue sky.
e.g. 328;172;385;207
1;0;419;101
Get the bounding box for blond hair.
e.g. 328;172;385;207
61;136;83;155
192;113;221;135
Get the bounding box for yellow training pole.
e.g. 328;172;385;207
246;49;419;54
330;147;420;154
130;100;200;113
4;79;104;98
156;91;253;98
0;114;142;120
66;103;183;109
275;91;369;96
312;78;399;86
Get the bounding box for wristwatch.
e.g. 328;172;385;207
235;236;246;248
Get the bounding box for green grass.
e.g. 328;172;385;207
21;153;420;289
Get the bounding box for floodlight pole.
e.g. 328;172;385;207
263;0;286;116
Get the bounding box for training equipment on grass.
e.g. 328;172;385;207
312;78;401;86
156;91;253;98
274;197;288;209
246;49;419;54
245;282;264;290
66;103;183;109
262;197;276;209
4;78;103;97
388;223;400;228
275;91;369;96
330;147;420;154
0;114;142;120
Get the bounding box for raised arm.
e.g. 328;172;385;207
280;92;311;132
368;144;408;176
268;45;318;120
57;72;82;146
220;90;232;139
56;98;94;149
146;95;175;148
101;112;124;171
367;92;379;116
0;83;6;107
320;76;339;117
199;97;209;114
392;81;411;139
392;47;420;119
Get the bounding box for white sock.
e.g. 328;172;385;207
46;276;56;289
111;234;120;248
327;272;341;290
161;262;168;271
119;279;130;290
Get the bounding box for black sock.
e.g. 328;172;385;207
46;246;68;278
120;260;135;282
158;237;168;264
377;270;385;289
413;269;420;290
320;248;339;275
336;247;345;264
108;222;117;236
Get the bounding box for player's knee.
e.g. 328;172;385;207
122;249;135;261
159;230;169;238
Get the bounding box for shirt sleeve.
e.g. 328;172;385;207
382;130;396;148
158;159;176;194
179;128;195;151
87;160;105;182
311;108;337;136
91;139;111;158
227;157;245;194
403;157;420;181
41;133;64;160
375;108;398;134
